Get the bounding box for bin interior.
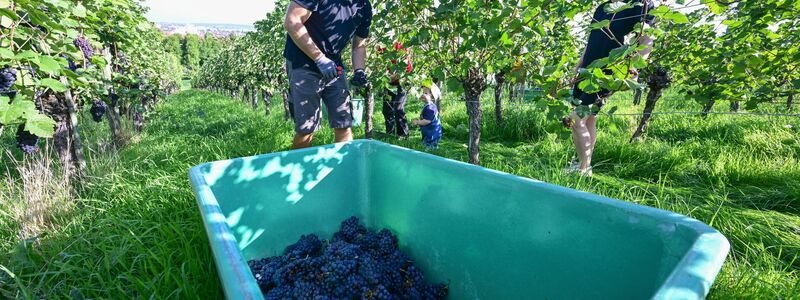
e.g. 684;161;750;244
195;141;725;299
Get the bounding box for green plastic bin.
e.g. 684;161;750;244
351;98;364;127
524;87;544;102
188;140;729;300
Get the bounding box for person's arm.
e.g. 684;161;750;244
352;1;371;70
350;2;372;86
635;33;654;59
570;50;586;84
630;23;655;80
638;2;657;60
413;106;435;126
352;36;367;70
284;2;324;62
414;119;432;126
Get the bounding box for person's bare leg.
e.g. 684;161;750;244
586;114;598;151
334;128;353;143
570;110;593;174
584;114;597;176
293;133;314;149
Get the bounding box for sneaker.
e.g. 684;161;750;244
563;159;593;177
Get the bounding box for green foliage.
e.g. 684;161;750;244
199;32;223;67
652;1;799;109
163;34;183;58
194;1;289;94
0;95;55;136
0;0;182;138
182;34;201;73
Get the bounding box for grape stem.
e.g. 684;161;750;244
8;2;16;52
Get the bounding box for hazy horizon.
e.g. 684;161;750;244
143;0;278;26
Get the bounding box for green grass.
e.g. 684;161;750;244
180;79;192;91
1;88;799;298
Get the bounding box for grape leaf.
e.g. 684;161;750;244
650;6;689;24
0;48;12;59
24;113;56;138
0;97;35;125
38;78;68;92
72;4;87;18
589;20;610;30
605;2;634;14
35;56;62;75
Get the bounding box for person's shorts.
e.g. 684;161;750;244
572;85;611;110
286;60;352;134
572;68;613;114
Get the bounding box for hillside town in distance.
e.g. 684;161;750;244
155;22;254;37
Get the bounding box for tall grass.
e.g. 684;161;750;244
0;88;797;298
0;148;72;245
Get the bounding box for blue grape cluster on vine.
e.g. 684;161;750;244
15;125;39;154
0;67;17;96
62;54;78;71
90;100;107;122
248;216;449;300
74;37;94;61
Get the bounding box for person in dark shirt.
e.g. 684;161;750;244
379;42;412;138
283;0;373;149
383;76;410;138
569;0;655;176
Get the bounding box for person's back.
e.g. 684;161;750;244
420;102;442;149
284;0;372;72
580;0;655;71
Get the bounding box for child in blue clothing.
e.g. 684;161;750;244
411;84;442;150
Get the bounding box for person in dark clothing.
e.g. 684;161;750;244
382;76;409;138
283;0;372;149
569;0;655;176
379;42;412;138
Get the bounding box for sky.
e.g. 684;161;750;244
143;0;277;25
143;0;717;28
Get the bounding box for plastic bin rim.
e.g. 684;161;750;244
187;139;730;300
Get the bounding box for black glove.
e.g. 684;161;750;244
315;56;338;81
351;69;368;87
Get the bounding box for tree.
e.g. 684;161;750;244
182;34;201;73
413;0;558;165
199;33;222;67
163;34;183;60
